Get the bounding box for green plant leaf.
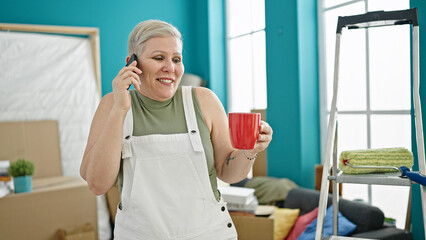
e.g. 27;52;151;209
8;158;35;177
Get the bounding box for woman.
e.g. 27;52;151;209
80;20;273;240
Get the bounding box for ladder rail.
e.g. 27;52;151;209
412;25;426;238
332;125;340;236
315;33;342;240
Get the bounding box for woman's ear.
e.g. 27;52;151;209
125;56;130;65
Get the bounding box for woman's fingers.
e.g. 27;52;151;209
111;60;142;110
125;61;142;88
127;61;142;75
117;61;141;78
253;121;272;152
258;121;273;142
113;66;142;91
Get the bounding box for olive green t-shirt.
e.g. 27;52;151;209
118;87;220;201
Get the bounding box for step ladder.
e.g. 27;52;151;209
315;8;426;240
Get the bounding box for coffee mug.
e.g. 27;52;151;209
228;112;261;149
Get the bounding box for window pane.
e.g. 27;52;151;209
228;36;253;112
338;28;367;111
368;0;409;11
324;3;365;111
342;183;369;202
323;0;357;9
369;25;411;111
372;185;410;229
337;114;368;155
251;0;265;32
252;31;267;110
370;114;411;149
227;0;252;37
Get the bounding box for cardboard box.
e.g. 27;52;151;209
0;120;62;178
231;215;274;240
57;222;96;240
0;176;97;240
0;121;98;240
106;182;120;223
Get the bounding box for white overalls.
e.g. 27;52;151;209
114;86;238;240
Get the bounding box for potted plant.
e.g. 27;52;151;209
8;158;35;193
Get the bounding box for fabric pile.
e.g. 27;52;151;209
272;205;356;240
339;147;413;174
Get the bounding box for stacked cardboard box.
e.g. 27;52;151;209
0;121;97;240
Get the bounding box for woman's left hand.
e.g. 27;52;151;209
251;120;273;153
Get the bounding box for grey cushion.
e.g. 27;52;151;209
351;227;412;240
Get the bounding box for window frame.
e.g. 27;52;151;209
225;0;267;113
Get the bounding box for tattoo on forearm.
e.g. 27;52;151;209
226;154;235;165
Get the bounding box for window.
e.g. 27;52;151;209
226;0;267;113
318;0;411;229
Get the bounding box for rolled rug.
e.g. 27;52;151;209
339;147;413;174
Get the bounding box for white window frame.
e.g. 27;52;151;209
225;0;267;113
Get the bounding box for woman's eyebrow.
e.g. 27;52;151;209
150;50;182;55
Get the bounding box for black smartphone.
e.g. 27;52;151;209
126;54;139;90
126;53;138;67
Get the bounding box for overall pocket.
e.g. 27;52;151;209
129;153;211;238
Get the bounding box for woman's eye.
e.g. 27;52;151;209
153;56;163;61
173;58;181;63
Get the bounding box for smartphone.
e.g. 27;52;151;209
126;54;138;90
126;53;138;67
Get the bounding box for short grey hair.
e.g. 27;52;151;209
128;20;182;56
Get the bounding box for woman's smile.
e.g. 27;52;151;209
157;77;174;85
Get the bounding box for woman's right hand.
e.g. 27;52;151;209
111;60;142;112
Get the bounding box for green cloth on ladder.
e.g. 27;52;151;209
339;147;413;174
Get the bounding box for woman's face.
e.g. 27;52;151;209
137;36;184;101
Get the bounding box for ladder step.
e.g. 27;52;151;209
333;171;412;186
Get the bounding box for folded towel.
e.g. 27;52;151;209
339;147;413;174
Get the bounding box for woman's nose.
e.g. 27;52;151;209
162;60;175;73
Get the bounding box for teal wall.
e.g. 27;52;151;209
208;0;227;107
0;0;227;103
264;0;320;188
410;1;425;239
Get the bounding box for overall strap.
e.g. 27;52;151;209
182;86;204;152
121;102;134;159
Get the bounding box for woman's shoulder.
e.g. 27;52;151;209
194;87;218;102
193;87;224;118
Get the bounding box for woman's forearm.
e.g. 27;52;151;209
217;149;258;184
81;107;127;195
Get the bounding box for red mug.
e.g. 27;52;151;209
228;112;261;149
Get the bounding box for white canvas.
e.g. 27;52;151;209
0;30;111;239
